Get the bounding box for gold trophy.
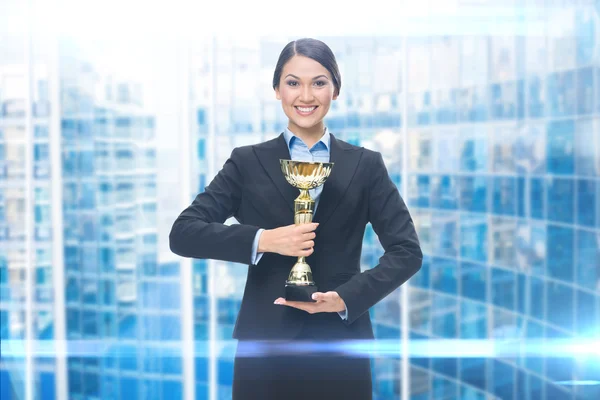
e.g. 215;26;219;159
280;160;334;302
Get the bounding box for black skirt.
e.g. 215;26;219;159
232;323;373;400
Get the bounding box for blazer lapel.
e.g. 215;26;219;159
313;134;363;230
253;133;298;214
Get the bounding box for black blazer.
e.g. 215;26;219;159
169;133;422;341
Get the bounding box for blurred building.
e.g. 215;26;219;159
0;37;184;399
399;9;599;399
1;36;62;399
59;50;173;399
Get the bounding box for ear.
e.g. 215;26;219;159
332;90;339;101
275;87;281;100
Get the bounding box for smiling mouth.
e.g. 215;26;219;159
294;106;318;115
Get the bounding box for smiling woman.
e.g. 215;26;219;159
169;37;422;400
272;39;341;148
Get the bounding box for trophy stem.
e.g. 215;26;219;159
286;192;316;287
294;190;314;225
298;189;311;200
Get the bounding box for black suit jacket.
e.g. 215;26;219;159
169;133;422;341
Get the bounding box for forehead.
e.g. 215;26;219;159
282;55;331;78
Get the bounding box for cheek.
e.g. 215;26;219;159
279;89;295;105
317;93;332;108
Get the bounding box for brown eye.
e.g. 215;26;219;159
286;81;299;87
314;80;327;87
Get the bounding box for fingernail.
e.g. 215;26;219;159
311;293;317;300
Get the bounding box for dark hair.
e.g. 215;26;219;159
272;38;341;96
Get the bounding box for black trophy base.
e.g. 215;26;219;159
285;284;318;302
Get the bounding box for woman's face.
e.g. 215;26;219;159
275;55;338;134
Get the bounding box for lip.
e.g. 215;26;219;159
294;105;318;116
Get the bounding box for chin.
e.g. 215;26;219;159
287;114;325;130
291;119;321;129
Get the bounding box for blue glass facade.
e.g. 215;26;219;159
57;44;180;399
0;30;58;399
399;13;600;400
0;37;183;399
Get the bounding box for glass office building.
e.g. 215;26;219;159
1;35;181;399
1;28;63;400
1;1;599;399
59;44;182;400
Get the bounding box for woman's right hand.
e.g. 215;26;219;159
258;223;318;257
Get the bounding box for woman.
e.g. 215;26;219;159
170;38;422;400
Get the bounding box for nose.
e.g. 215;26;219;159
299;85;314;103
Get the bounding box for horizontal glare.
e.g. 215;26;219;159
2;339;599;358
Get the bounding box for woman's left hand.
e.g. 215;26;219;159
274;291;347;314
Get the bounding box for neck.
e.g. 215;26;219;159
288;122;325;148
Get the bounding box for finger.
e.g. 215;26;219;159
312;292;337;302
274;298;316;313
325;291;338;300
302;231;316;240
311;292;326;302
295;248;313;257
300;240;315;248
297;222;319;233
302;232;317;240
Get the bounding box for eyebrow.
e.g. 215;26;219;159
284;74;330;80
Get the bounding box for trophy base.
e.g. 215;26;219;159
285;284;318;302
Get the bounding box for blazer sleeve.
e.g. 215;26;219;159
335;151;423;325
169;147;260;264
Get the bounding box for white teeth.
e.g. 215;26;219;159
296;106;316;113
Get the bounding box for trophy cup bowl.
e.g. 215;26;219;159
280;160;334;302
